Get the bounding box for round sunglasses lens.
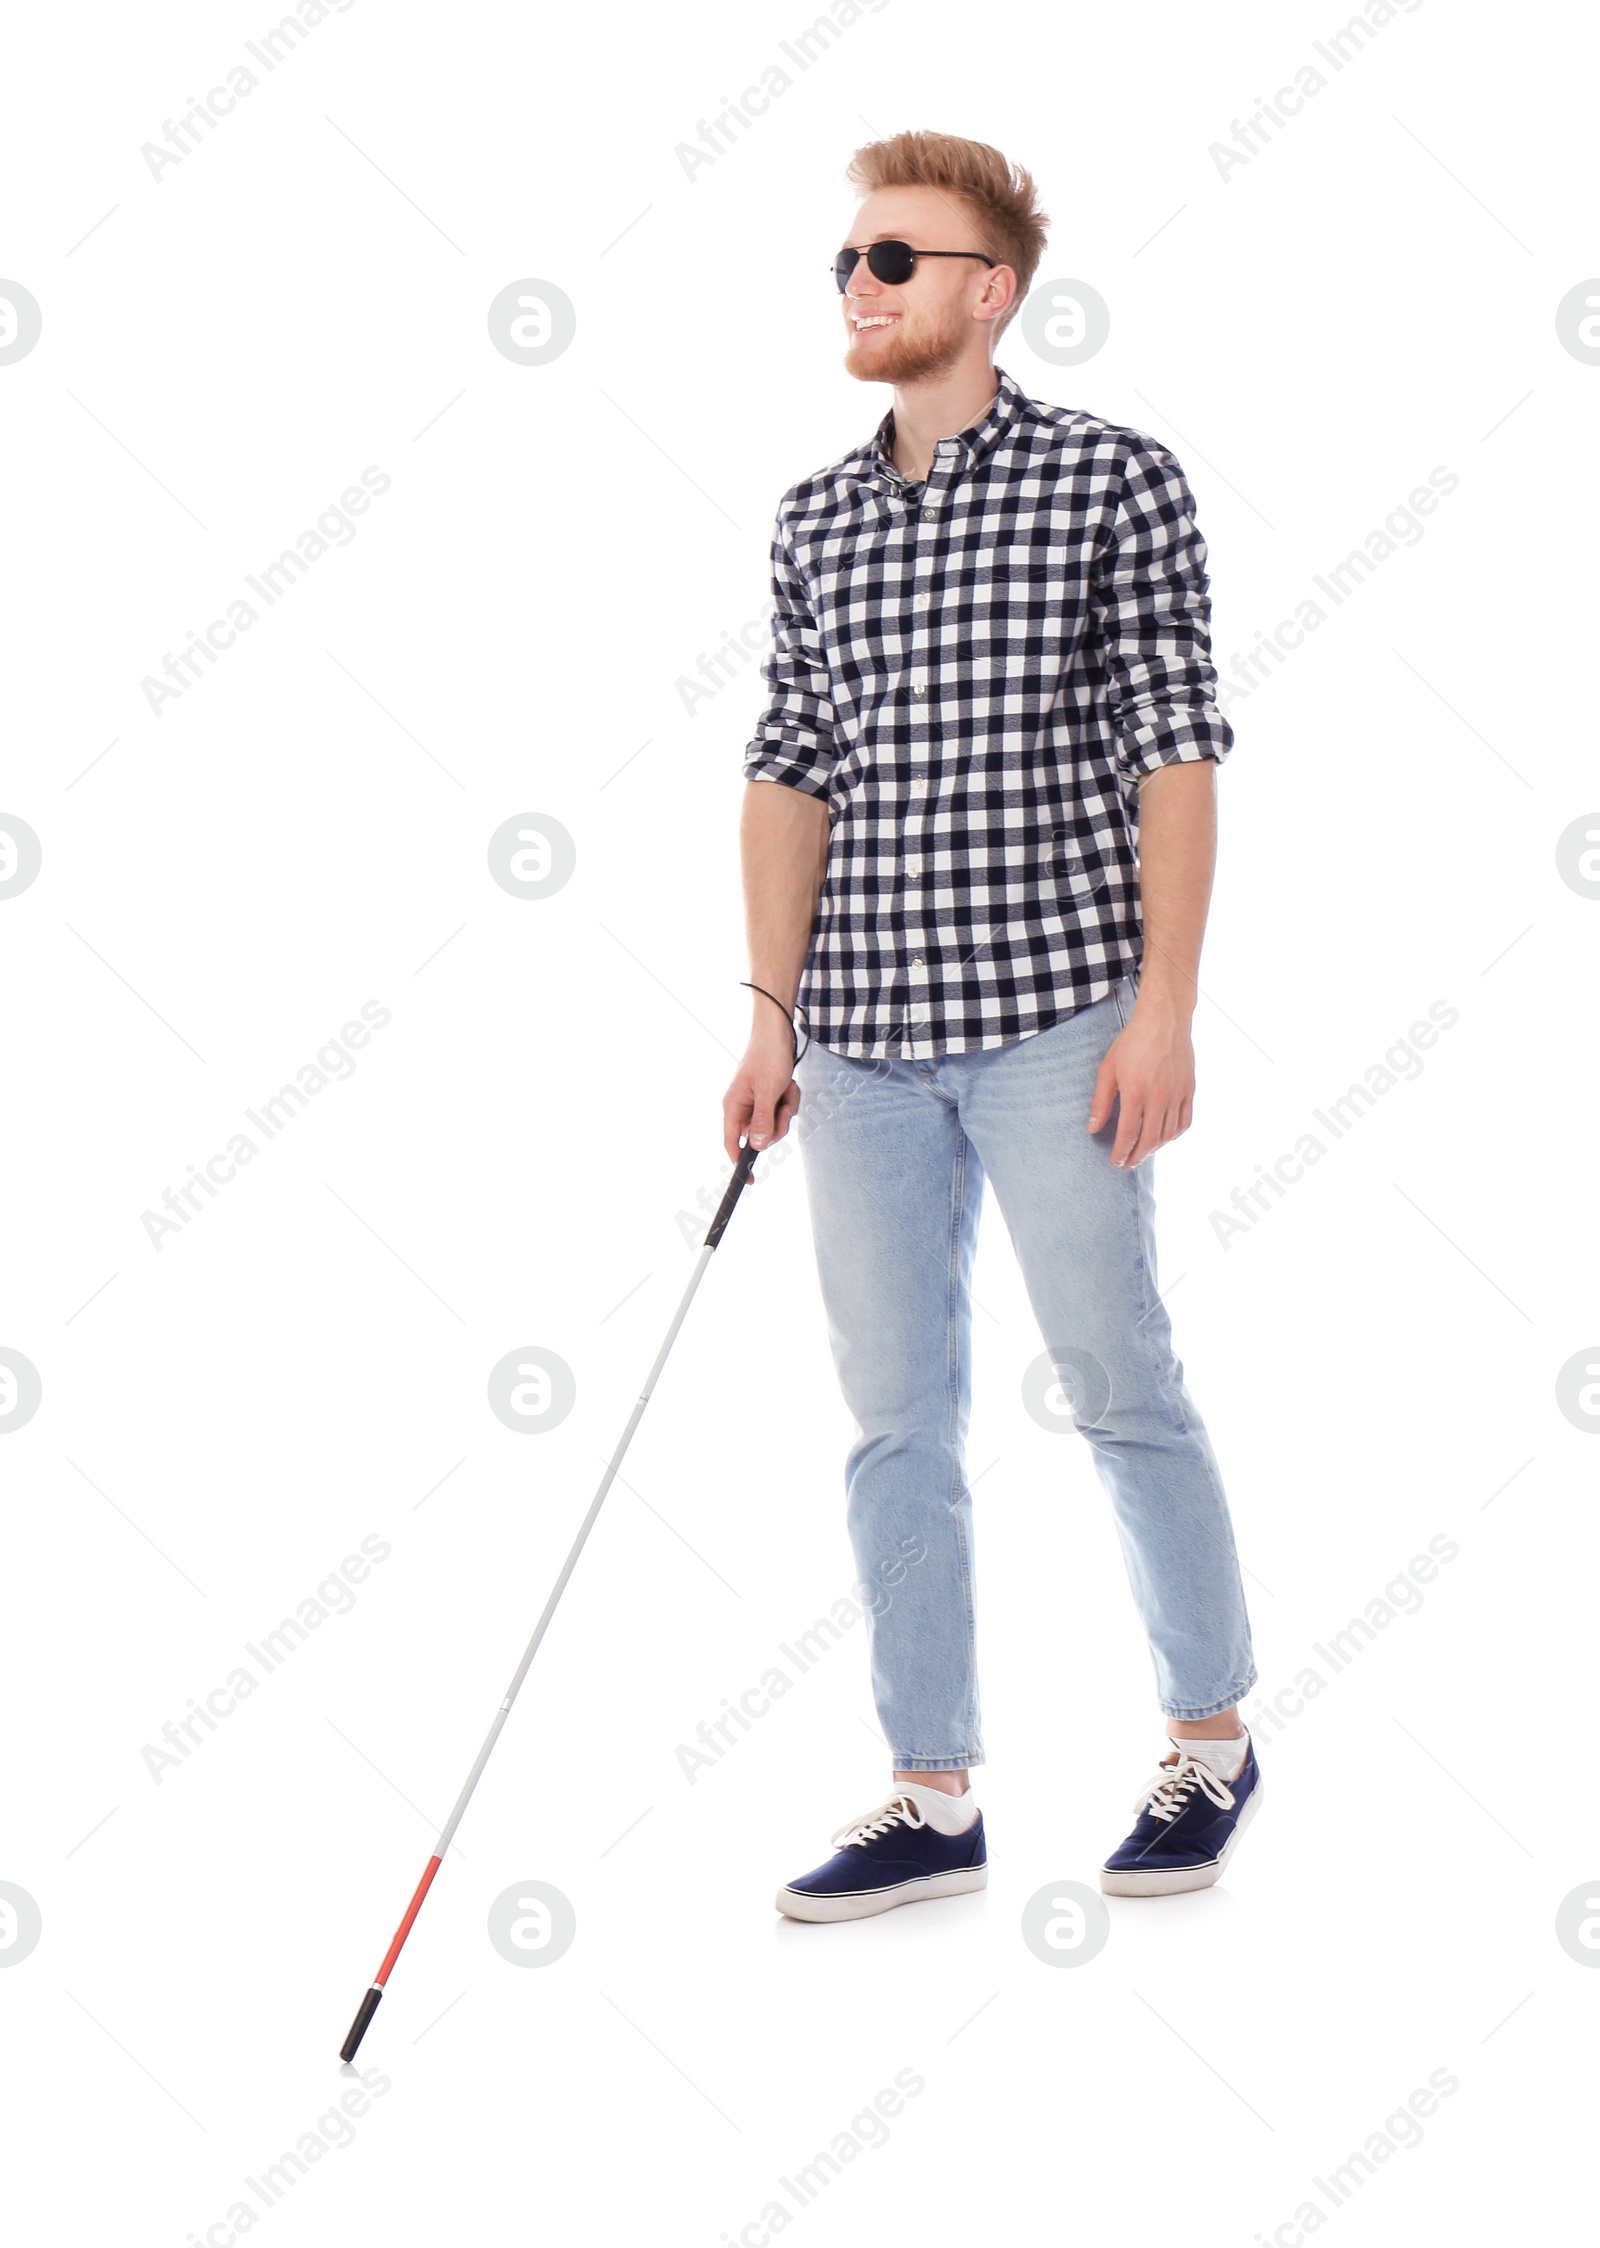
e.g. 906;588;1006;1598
833;249;860;293
867;241;916;285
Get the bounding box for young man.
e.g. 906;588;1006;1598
723;132;1261;1919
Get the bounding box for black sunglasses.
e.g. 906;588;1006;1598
833;241;997;294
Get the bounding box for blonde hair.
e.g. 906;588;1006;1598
845;130;1049;337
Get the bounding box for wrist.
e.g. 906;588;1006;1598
1130;979;1196;1027
749;1009;797;1048
743;978;801;1059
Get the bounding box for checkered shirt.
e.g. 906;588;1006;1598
743;366;1233;1058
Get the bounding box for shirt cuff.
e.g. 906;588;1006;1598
742;741;835;797
1120;713;1234;779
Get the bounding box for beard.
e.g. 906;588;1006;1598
843;307;968;387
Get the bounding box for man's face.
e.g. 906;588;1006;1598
838;185;1007;386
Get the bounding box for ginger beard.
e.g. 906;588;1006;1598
842;292;970;386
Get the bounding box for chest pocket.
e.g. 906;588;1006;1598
973;544;1072;636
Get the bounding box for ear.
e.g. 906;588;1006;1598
977;265;1018;323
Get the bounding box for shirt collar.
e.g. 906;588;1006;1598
865;365;1026;488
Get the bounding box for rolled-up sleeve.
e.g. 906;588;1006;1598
1090;437;1234;780
742;518;838;797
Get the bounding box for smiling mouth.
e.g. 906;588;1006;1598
852;314;898;330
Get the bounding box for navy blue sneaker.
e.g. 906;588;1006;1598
776;1784;988;1923
1100;1737;1264;1896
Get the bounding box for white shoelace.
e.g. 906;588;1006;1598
832;1792;928;1849
1135;1751;1237;1825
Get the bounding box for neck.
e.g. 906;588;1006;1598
889;361;1000;481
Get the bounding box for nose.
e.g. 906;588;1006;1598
846;269;893;312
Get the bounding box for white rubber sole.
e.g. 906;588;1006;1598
1099;1771;1265;1897
775;1862;989;1924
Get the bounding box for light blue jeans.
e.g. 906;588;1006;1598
793;977;1256;1768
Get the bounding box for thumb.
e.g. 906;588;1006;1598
1086;1051;1117;1134
747;1097;776;1148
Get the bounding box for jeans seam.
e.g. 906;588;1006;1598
1109;1127;1185;1421
1089;999;1255;1709
946;1131;980;1761
1119;1167;1256;1703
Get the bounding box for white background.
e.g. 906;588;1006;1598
2;2;1594;2241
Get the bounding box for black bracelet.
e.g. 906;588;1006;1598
741;980;811;1065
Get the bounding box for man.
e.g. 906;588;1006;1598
723;131;1261;1920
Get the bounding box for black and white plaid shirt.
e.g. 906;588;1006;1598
743;366;1234;1059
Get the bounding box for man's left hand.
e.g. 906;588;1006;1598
1086;1005;1196;1169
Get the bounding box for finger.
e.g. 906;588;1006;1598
1176;1094;1193;1138
1134;1104;1175;1165
1086;1051;1119;1134
1146;1102;1183;1163
1134;1091;1181;1166
722;1084;753;1165
773;1079;802;1140
1123;1127;1156;1169
1110;1089;1144;1168
747;1094;778;1149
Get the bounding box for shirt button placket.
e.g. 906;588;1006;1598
905;439;956;1059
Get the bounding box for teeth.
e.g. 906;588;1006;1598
855;316;896;329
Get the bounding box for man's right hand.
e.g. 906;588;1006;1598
722;1017;801;1162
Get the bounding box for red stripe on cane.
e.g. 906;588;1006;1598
375;1855;443;1985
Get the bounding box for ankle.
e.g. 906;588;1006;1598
1167;1713;1244;1742
894;1768;969;1796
